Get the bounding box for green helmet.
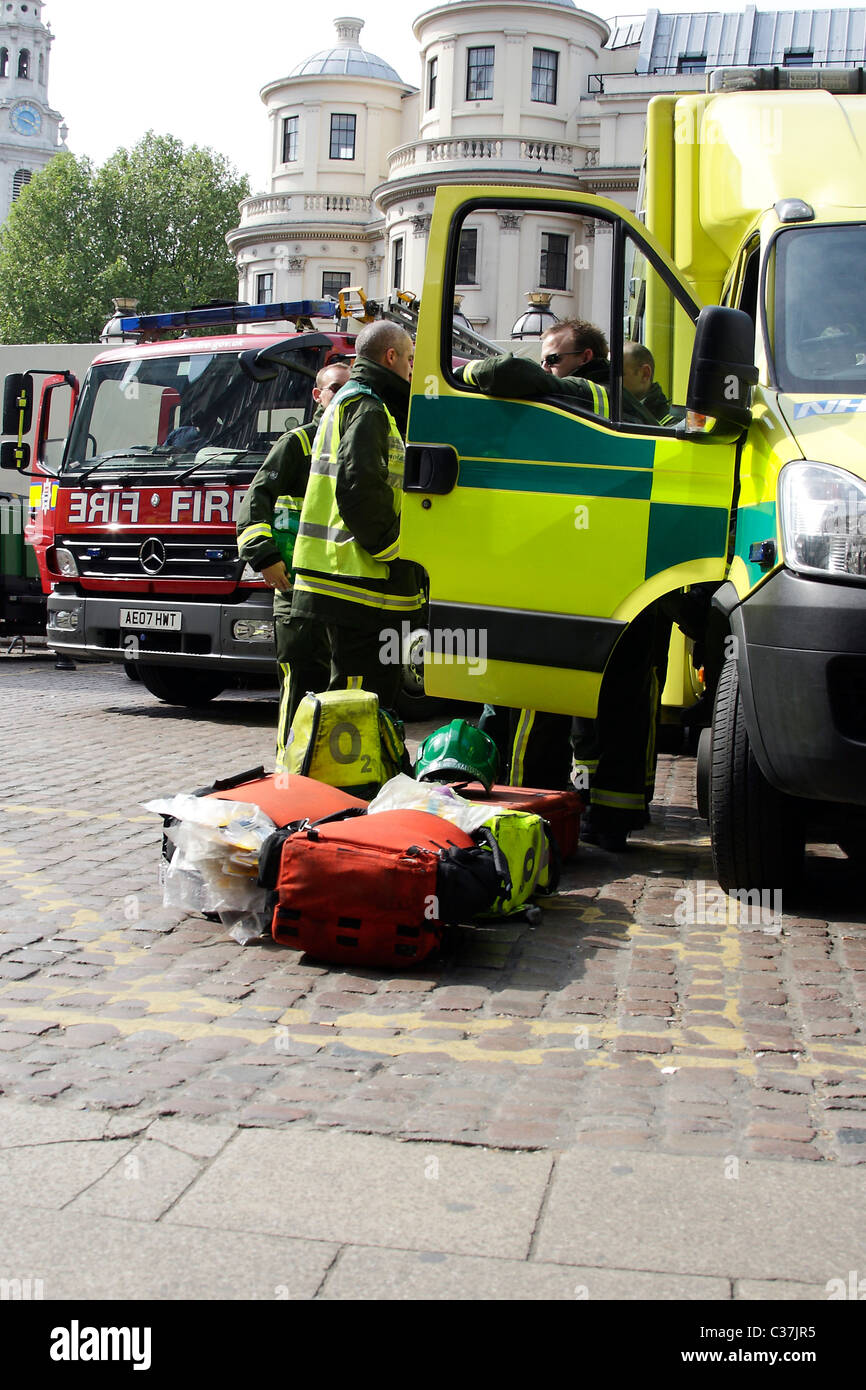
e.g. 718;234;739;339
415;719;500;793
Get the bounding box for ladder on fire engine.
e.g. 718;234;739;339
337;287;501;359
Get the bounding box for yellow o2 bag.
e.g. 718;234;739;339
475;810;559;916
283;689;407;798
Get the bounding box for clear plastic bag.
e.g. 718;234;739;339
145;794;277;926
366;773;498;834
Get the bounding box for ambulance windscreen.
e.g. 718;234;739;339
773;225;866;394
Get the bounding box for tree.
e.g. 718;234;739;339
0;133;250;342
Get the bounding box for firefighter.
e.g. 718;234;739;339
461;325;669;849
291;320;426;708
236;359;350;766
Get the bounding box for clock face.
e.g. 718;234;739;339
11;103;42;137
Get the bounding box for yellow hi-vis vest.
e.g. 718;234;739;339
293;383;405;587
293;383;423;613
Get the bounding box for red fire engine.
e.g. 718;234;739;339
2;301;356;705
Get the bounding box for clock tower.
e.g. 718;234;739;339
0;0;66;224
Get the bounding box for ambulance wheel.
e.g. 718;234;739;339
709;658;804;896
696;726;711;821
396;628;440;721
137;664;224;707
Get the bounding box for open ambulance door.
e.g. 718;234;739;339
402;187;744;718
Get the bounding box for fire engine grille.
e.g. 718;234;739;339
60;535;242;583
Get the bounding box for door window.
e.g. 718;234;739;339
443;199;696;430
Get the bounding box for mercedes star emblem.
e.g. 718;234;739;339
139;537;166;575
150;493;160;507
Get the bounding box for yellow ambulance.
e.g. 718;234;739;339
402;67;866;895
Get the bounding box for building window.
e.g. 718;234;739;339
531;48;558;104
38;51;44;84
540;232;569;291
392;237;404;291
0;49;8;79
256;273;274;305
466;46;494;100
427;56;438;110
677;53;706;75
456;228;478;285
330;113;356;160
322;271;351;300
18;48;30;79
784;49;814;66
282;116;298;163
12;168;32;201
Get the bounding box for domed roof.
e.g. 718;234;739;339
438;0;577;7
290;17;407;83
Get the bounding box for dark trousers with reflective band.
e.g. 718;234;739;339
325;608;409;714
275;615;331;768
571;600;672;834
508;709;574;789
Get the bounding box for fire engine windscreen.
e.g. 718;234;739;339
63;346;325;473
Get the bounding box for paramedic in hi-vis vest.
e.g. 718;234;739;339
461;319;671;853
291;320;425;708
236;360;351;766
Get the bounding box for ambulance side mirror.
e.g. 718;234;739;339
686;306;758;437
2;372;33;436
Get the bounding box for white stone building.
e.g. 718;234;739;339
0;0;67;225
228;2;866;338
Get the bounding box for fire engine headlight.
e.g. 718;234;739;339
233;619;274;643
53;547;80;578
50;609;80;631
779;462;866;580
240;563;263;582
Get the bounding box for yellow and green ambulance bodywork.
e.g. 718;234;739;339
402;68;866;892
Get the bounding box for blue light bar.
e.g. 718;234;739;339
119;301;339;332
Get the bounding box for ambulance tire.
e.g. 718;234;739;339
696;726;711;821
137;664;224;707
709;657;805;896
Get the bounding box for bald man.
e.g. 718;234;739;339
291;320;425;708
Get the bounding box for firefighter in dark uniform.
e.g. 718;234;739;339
236;360;350;767
290;320;426;708
462;319;673;850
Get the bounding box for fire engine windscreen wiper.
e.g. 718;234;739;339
173;450;251;483
72;449;160;483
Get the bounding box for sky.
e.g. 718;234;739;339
46;0;793;191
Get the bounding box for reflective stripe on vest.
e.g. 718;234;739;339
293;383;405;582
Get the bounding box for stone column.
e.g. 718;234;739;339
496;211;523;340
437;37;457;137
503;30;526;131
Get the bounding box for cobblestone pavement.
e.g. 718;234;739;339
1;656;865;1168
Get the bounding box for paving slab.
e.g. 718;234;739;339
535;1150;866;1283
0;1139;134;1209
165;1129;553;1259
0;1201;335;1300
66;1140;203;1221
320;1246;730;1300
735;1279;831;1300
0;1098;110;1147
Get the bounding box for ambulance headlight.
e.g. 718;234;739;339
53;547;79;578
779;462;866;579
233;619;274;642
51;609;79;631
